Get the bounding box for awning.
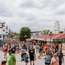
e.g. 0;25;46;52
52;33;65;39
0;32;6;35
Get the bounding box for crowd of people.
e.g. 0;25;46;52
44;43;64;65
0;40;64;65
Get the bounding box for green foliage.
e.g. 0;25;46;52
20;27;31;41
53;38;64;43
42;29;50;35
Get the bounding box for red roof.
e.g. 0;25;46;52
51;33;65;39
36;33;65;40
54;33;65;39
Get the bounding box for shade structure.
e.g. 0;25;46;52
34;33;65;41
52;33;65;39
35;34;51;41
0;32;6;35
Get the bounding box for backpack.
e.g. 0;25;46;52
45;54;51;64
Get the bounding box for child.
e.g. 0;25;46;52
21;50;29;65
24;53;29;65
21;49;26;61
29;48;35;65
1;61;6;65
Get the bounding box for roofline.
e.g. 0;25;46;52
31;31;41;33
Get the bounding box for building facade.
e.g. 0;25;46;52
0;22;9;40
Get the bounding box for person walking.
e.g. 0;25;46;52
57;50;64;65
24;52;29;65
50;53;59;65
3;44;8;58
21;49;29;65
6;49;16;65
21;49;26;61
44;50;52;65
29;47;35;65
38;45;43;59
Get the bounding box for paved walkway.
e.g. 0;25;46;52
0;51;65;65
16;53;65;65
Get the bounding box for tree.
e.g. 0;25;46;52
19;27;31;41
42;29;50;35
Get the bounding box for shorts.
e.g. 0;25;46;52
30;56;34;61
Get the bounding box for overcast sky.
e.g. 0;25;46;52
0;0;65;32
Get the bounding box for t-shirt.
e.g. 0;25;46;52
29;49;35;57
6;53;16;65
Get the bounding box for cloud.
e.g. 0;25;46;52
0;3;12;17
0;0;65;32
